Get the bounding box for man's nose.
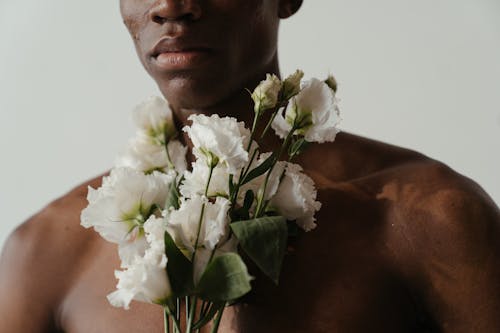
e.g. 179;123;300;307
150;0;202;24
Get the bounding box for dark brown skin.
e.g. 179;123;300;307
1;1;499;332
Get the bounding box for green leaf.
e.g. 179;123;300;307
288;138;310;157
241;153;276;185
228;174;235;199
230;216;287;284
196;253;253;302
231;206;250;221
164;177;182;213
287;221;300;237
164;230;193;297
243;190;255;211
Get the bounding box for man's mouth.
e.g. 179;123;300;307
150;38;213;70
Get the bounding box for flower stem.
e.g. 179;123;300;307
164;308;170;333
229;106;264;210
199;300;209;319
186;296;198;333
176;298;181;324
231;147;259;209
246;108;261;152
186;166;214;332
185;296;190;329
210;305;225;333
260;102;288;139
255;125;296;217
191;165;214;264
166;147;173;169
204;166;214;197
165;305;182;333
164;133;175;170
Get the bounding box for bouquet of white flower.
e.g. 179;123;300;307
81;70;341;332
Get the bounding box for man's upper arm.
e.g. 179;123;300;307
0;178;99;333
401;174;500;332
0;217;59;332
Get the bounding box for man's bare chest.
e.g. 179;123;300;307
59;210;429;333
59;262;422;332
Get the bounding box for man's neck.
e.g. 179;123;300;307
170;63;284;159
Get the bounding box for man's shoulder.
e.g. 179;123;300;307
304;131;496;206
303;131;499;261
8;174;103;249
378;159;499;253
0;174;107;329
1;174;106;284
299;131;427;184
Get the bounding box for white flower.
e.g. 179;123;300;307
250;152;286;202
80;168;175;262
143;215;168;253
116;138;187;174
167;196;232;283
107;216;172;309
167;196;230;253
272;78;341;143
269;163;321;231
133;96;176;144
166;140;188;174
251;74;282;111
183;114;250;173
117;96;187;174
180;160;232;198
282;69;304;100
180;155;264;209
117;237;148;268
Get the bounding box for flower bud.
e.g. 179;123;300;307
324;74;338;93
133;96;177;145
251;74;282;112
282;69;304;100
272;78;340;143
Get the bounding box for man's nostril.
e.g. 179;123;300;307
152;15;166;24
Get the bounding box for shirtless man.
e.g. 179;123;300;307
1;1;499;332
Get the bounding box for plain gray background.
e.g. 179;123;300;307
1;0;499;249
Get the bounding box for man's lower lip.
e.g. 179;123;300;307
153;51;211;69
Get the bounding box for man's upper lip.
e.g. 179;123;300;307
150;38;212;58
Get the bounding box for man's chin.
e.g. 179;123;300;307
157;78;227;111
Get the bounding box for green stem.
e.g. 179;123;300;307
230;105;264;208
210;305;226;333
165;143;175;170
260;112;276;139
260;100;290;140
199;300;210;318
186;296;198;333
255;126;296;217
231;147;259;208
229;106;260;205
185;296;190;329
204;166;214;197
192;301;215;331
259;166;288;214
176;298;181;324
164;133;175;170
242;147;259;180
164;308;170;333
165;306;182;333
191;165;214;263
246;108;261;152
191;203;206;262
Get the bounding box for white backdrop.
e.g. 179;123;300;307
1;0;499;249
